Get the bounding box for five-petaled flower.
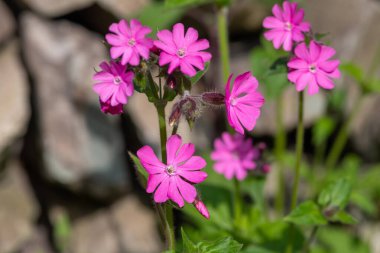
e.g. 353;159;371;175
263;1;310;51
137;134;207;207
225;72;265;134
288;41;340;95
154;23;212;77
211;132;259;180
93;61;134;108
106;19;153;66
99;98;124;115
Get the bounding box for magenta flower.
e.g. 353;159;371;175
93;61;134;107
154;23;212;77
263;1;310;51
193;198;210;219
137;134;207;207
106;19;153;66
211;132;259;181
288;41;340;95
225;72;265;134
99;98;123;115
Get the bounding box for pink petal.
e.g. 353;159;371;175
154;176;170;203
178;170;207;183
272;4;283;21
282;1;292;21
235;104;259;131
184;27;198;46
176;177;197;203
295;72;312;92
166;134;182;164
178;156;207;171
298;22;311;32
235;165;248;181
130;19;142;34
264;29;283;42
184;55;204;70
136;44;150;59
328;69;341;79
135;27;152;40
228;107;245;134
168;177;184;207
159;52;175;66
307;76;320;95
106;34;125;46
147;173;167;193
120;47;132;65
309;41;321;62
224;74;233;100
119;20;131;36
110;46;126;59
319;60;340;73
187;39;210;53
318;45;336;62
295;43;310;61
288;69;306;83
128;50;140;66
283;33;292;51
168;57;180;73
288;58;308;69
154;40;176;55
316;72;335;90
196;51;212;62
180;60;197;77
156;30;175;48
116;87;127;104
292;8;304;24
272;31;286;49
173;23;185;48
137;146;166;172
263;17;284;29
174;143;195;164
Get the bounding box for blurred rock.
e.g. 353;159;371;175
21;13;129;199
0;0;15;44
21;0;93;17
229;0;268;34
0;160;38;253
19;227;53;253
70;195;162;253
0;41;29;154
97;0;151;19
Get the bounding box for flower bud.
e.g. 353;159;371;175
193;198;210;219
201;92;225;106
169;102;181;127
166;75;176;89
99;98;123;115
261;164;271;174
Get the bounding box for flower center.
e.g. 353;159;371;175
114;76;122;85
165;165;176;176
128;39;136;47
230;97;238;106
177;48;186;58
284;22;292;31
309;64;317;73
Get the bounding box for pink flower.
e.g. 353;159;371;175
193;198;210;219
288;41;340;95
211;132;259;180
225;72;265;134
93;61;134;106
106;19;153;66
99;98;123;115
137;135;207;207
263;1;310;51
154;23;212;77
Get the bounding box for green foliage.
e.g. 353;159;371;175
312;116;336;147
128;151;148;186
53;211;71;253
250;38;289;100
133;68;159;103
285;201;327;226
341;62;380;94
181;228;242;253
190;62;210;85
318;179;352;209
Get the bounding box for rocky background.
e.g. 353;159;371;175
0;0;379;252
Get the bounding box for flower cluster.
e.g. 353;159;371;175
263;1;340;95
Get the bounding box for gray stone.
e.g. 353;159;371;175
21;13;129;199
97;0;151;19
70;195;162;253
229;0;268;33
0;41;30;153
0;0;15;43
0;160;38;253
21;0;93;17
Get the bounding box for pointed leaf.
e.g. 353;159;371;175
285;201;327;226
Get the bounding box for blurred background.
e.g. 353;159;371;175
0;0;380;252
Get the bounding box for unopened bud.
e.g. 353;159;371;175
181;97;197;119
166;75;176;89
169;103;181;127
201;92;225;106
262;164;271;174
193;198;210;219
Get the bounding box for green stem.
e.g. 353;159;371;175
291;91;305;210
233;178;243;227
325;96;363;172
156;103;175;251
302;226;319;253
274;94;286;216
217;6;231;83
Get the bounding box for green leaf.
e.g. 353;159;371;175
138;2;186;31
190;62;210;85
312;116;336;147
182;228;198;253
330;210;357;225
285;201;327;226
133;69;159;103
163;85;177;101
241;246;276;253
128;151;148;186
196;237;243;253
318;178;352;209
340;62;364;83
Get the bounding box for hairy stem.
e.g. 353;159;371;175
274;93;286;216
291;91;304;210
156;103;175;251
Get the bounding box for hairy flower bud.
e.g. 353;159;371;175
201;92;225;106
169;102;182;127
166;75;176;89
193;197;210;219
